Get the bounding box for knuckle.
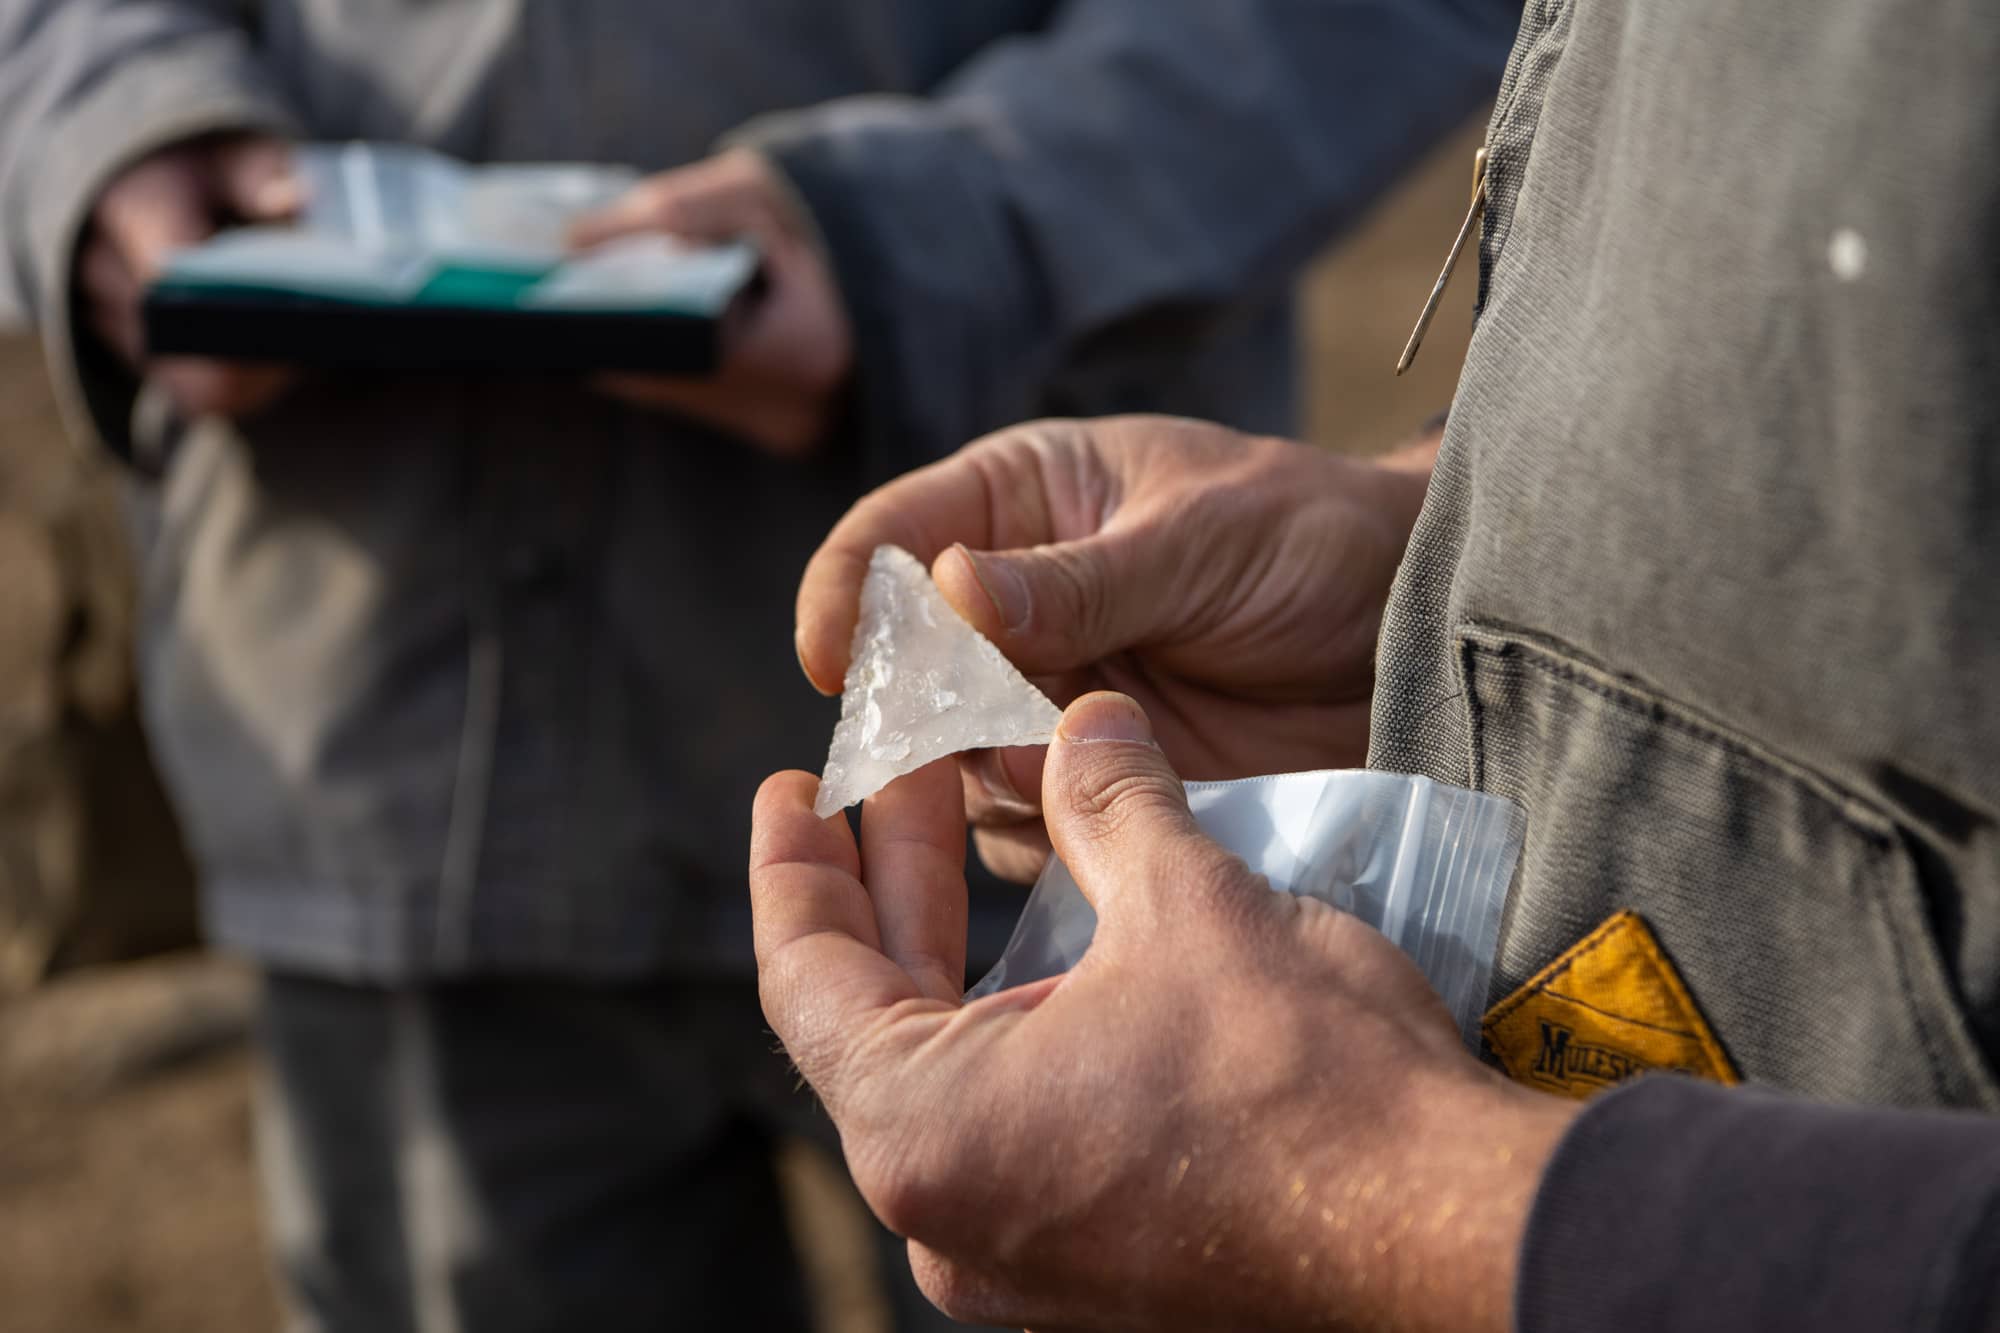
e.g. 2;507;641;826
862;1172;928;1242
966;416;1080;461
1067;763;1184;832
1168;839;1272;929
1041;546;1105;639
850;1140;950;1243
842;1048;993;1241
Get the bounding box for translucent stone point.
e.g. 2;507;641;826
814;545;1062;816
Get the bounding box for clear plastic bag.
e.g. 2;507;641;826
966;771;1526;1047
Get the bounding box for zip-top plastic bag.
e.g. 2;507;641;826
967;770;1526;1048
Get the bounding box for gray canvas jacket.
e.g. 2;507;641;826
1368;0;2000;1325
0;0;1517;980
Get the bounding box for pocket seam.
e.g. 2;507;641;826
1460;622;1895;846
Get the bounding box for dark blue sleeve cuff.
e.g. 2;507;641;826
1516;1075;2000;1333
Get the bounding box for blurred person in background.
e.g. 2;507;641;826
0;1;1518;1330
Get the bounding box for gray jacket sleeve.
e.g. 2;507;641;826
733;0;1520;474
1518;1076;2000;1333
0;0;295;454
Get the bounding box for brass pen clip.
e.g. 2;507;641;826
1395;145;1487;375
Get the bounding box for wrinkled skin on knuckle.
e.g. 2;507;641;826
1063;751;1185;827
957;423;1070;545
844;1071;998;1245
1160;838;1267;924
961;418;1127;547
1034;423;1121;533
1042;542;1121;652
846;1135;933;1242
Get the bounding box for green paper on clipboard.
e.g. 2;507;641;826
143;143;759;374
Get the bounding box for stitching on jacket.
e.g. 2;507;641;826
1536;988;1699;1041
1868;830;1959;1105
1482;911;1628;1024
1476;0;1574;313
1466;628;1894;847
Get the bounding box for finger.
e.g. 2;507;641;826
798;427;1061;694
211;136;304;222
859;758;968;1004
567;161;767;250
931;534;1166;678
95;156;214;282
960;746;1047;828
973;825;1053;885
798;420;1143;695
750;771;874;961
1041;692;1247;924
961;744;1056;883
566;184;673;249
751;772;937;1099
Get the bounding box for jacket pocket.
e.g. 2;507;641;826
1460;622;1998;1109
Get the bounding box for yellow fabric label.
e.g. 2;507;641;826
1482;910;1738;1099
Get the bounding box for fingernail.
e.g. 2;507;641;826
796;626;834;696
1059;692;1154;745
955;544;1031;633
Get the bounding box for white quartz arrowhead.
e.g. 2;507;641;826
814;545;1062;816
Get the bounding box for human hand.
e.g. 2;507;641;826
751;691;1573;1332
568;148;853;458
796;415;1436;881
80;133;301;419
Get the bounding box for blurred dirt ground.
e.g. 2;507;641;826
0;114;1482;1333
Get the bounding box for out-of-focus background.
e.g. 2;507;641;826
0;114;1483;1333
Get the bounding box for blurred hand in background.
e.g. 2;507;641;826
79;133;299;420
570;148;853;458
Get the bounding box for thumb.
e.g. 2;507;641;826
934;534;1157;676
566;184;668;250
212;136;303;223
568;159;763;250
1042;693;1248;924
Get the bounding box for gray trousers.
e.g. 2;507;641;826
252;973;960;1333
